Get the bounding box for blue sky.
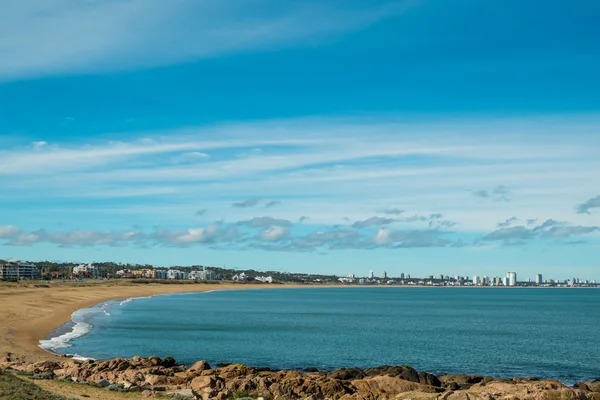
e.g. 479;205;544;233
1;0;600;280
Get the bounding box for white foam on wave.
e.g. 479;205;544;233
70;354;96;361
119;295;153;306
38;308;94;353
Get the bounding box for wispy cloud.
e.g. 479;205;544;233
482;219;600;246
0;0;414;82
352;217;396;229
379;208;404;215
1;115;600;234
472;185;511;202
576;196;600;214
497;216;518;228
232;198;263;208
265;200;281;208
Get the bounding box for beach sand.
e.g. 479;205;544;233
0;281;311;362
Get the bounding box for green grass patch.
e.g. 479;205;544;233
0;369;70;400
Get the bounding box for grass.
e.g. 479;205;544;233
0;369;73;400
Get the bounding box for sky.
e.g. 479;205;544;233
1;0;600;280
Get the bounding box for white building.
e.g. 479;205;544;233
382;271;387;279
255;276;273;283
472;275;479;286
232;272;248;281
507;272;517;286
502;276;509;286
535;274;543;285
73;264;99;278
167;269;188;280
189;269;216;280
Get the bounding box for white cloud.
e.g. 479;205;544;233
0;225;21;238
0;0;413;81
259;226;288;241
1;115;600;232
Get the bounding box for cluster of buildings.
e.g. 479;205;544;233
0;260;39;281
115;267;217;281
231;272;274;283
339;270;597;287
73;264;99;278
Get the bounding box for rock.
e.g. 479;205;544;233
161;357;177;368
97;379;110;388
190;375;218;391
588;382;600;393
352;375;430;398
440;374;487;387
303;394;325;400
328;367;366;380
418;371;442;387
120;380;134;390
304;367;319;373
167;389;197;399
365;365;420;383
145;374;167;386
575;382;591;391
141;390;154;398
445;381;461;390
187;360;211;373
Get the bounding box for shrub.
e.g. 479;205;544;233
32;371;55;380
106;383;125;392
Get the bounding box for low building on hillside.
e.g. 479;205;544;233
232;272;248;281
0;261;40;281
255;276;273;283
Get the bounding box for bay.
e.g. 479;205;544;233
45;287;600;384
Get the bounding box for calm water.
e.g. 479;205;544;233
42;288;600;384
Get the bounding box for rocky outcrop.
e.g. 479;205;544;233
1;356;597;400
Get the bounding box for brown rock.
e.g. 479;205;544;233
365;365;420;383
145;374;167;386
190;375;218;391
187;360;211;373
328;367;366;380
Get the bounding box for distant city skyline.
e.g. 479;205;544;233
1;1;599;280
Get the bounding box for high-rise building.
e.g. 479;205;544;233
472;275;479;286
502;276;509;286
382;271;387;279
400;273;405;279
535;274;543;285
507;272;517;286
369;270;374;279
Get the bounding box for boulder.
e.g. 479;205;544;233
328;367;366;380
418;371;442;387
365;365;420;383
145;374;167;386
187;360;211;373
161;357;177;368
190;375;218;391
97;379;111;388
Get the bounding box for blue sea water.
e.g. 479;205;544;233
40;288;600;384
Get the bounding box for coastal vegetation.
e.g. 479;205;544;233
0;369;73;400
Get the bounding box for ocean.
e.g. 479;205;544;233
40;287;600;384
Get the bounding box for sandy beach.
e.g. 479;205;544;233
0;281;311;362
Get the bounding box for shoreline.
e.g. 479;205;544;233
0;281;319;362
2;282;598;365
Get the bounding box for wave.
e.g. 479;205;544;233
119;295;153;306
38;308;94;353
